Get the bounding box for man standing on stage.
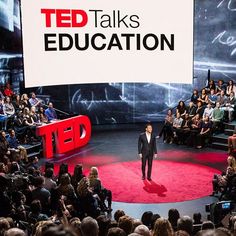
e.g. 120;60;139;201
138;123;157;181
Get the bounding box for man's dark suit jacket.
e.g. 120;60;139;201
138;132;157;157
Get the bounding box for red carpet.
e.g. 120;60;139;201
83;160;221;203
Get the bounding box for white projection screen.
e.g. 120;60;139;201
20;0;194;88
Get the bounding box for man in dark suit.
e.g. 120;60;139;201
138;123;157;181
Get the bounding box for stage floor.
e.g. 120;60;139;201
42;123;227;219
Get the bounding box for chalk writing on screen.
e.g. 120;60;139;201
217;0;236;11
212;31;236;56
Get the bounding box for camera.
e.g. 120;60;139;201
206;201;235;225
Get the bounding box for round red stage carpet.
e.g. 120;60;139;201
84;160;221;203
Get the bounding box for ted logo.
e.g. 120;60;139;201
36;115;91;158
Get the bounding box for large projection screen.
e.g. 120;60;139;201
20;0;194;88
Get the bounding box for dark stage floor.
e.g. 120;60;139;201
43;123;228;220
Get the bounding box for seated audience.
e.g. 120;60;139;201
177;216;193;236
118;215;134;235
216;79;226;95
221;91;235;122
217;90;227;107
158;109;174;143
205;80;216;94
3;83;15;98
88;166;112;212
168;208;180;232
107;227;126;236
31;176;51;213
195;101;205;118
30;106;40;124
187;102;196;118
80;216;99;236
203;103;213;119
0;130;11;160
71;164;85;189
176;101;187;118
12;94;24;113
152;217;174;236
198;89;208;107
172;113;183;138
0;98;7;130
29;92;41;109
76;177;100;218
208;89;217;107
191;89;199;105
212;155;236;195
45;102;57;121
201;221;215;231
7;129;27;162
226;80;236;97
20;94;31;109
4;96;15;117
212;102;224;134
141;211;153;229
196;116;212;149
176;113;191;145
134;224;151;236
43;168;57;192
38;106;49;124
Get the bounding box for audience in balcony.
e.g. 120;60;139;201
3;83;15;98
205;79;216;93
176;101;187;118
208;89;217;107
187;102;196;118
29;92;42;109
45;102;57;121
195;101;205;118
221;91;235;122
198;89;208;107
212;102;224;134
216;79;226;95
158;109;174;143
4;96;15;117
226;80;236;97
191;89;199;105
195;116;212;149
203;103;213;119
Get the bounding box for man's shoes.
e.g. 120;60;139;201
147;177;152;181
142;176;145;180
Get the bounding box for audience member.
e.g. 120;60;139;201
134;224;151;236
212;155;236;195
226;80;236;96
177;216;193;236
212;102;224;134
216;79;226;95
195;116;212;149
168;208;180;231
198;89;208;107
118;215;134;235
221;91;235;122
203;103;213;119
45;102;57;121
153;217;174;236
208;89;217;107
191;89;199;105
107;227;126;236
80;216;99;236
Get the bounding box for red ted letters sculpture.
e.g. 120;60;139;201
36;115;91;159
